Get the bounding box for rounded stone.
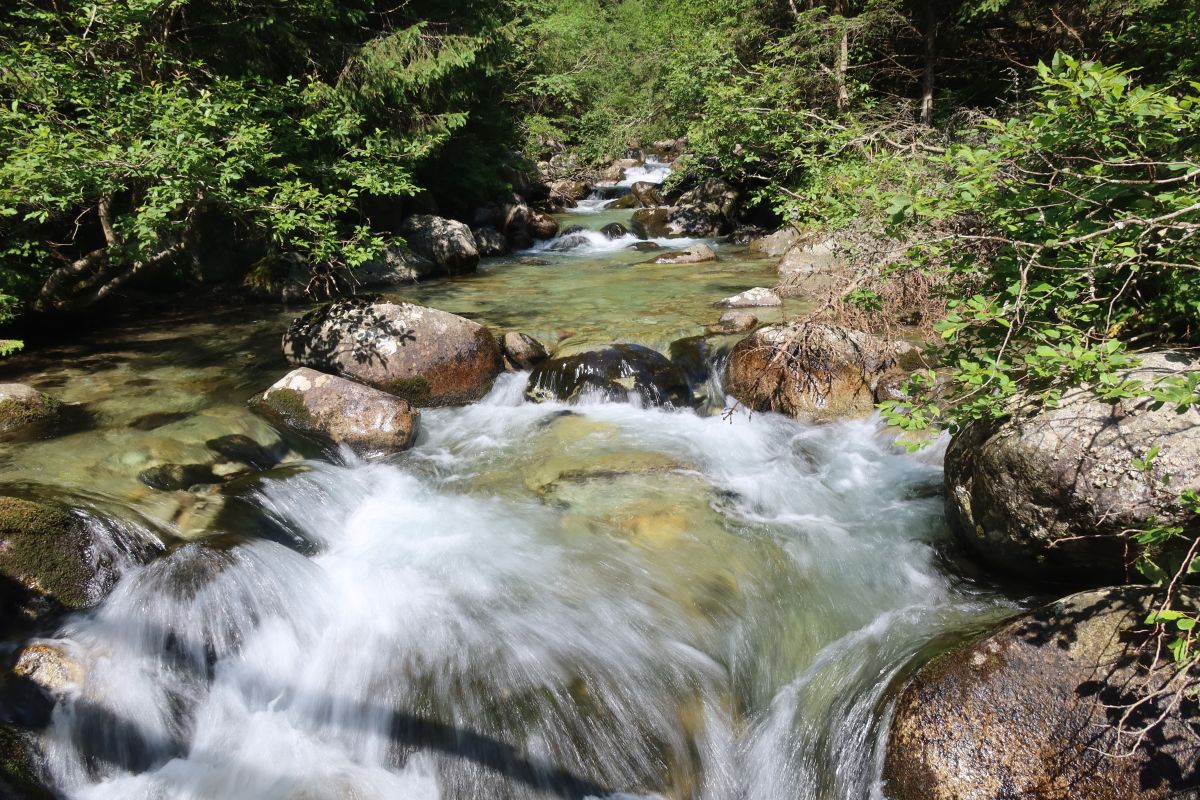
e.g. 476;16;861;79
945;352;1200;582
885;586;1200;800
282;299;503;406
254;367;418;455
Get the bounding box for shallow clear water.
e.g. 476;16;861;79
0;200;1017;799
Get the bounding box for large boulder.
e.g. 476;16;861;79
0;492;146;624
0;385;63;438
885;587;1200;800
242;246;437;302
282;299;504;406
776;237;842;277
399;215;480;274
669;178;739;236
254;368;418;455
747;226;803;258
724;321;918;420
504;205;559;241
631;208;670;239
526;345;692;408
549;179;590;204
630;181;664;208
945;352;1200;582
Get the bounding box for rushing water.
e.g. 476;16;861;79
1;172;1018;799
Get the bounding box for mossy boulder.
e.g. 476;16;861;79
0;494;113;622
282;298;504;406
885;587;1200;800
0;385;63;438
0;724;52;800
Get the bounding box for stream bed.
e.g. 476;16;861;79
0;200;1019;799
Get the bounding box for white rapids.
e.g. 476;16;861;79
34;372;1013;800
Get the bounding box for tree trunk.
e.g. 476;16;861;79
920;0;937;126
840;23;849;110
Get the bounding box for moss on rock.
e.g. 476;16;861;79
0;495;92;612
0;724;52;800
0;392;61;435
380;376;433;407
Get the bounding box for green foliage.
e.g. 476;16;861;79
1137;490;1199;678
882;54;1200;434
514;0;772;159
0;0;522;324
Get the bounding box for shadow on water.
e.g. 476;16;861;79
2;631;614;798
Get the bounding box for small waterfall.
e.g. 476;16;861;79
617;158;672;187
566;156;673;214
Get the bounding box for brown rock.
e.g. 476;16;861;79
504;205;559;240
282;299;503;406
631;207;671;239
630;181;664;208
648;245;717;265
885;587;1200;800
724;321;916;420
254;368;418;454
708;310;758;334
13;642;83;699
501;332;550;370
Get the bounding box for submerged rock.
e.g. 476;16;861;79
254;367;418;455
714;287;780;307
137;463;218;491
945;352;1200;583
282;299;503;406
0;384;63;437
399;215;480;274
885;586;1200;800
648;245;717;265
500;332;550;370
707;310;758;334
525;344;693;408
724;321;917;420
627;241;662;252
